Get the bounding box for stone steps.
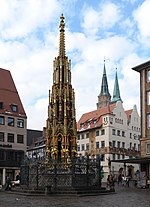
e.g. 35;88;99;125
9;186;115;196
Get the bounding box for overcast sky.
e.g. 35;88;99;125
0;0;149;130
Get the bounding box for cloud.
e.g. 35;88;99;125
81;2;121;36
0;0;60;39
27;97;48;130
0;0;149;130
133;0;150;38
119;53;142;110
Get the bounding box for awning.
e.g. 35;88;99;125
111;157;150;164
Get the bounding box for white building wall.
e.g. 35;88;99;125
77;101;140;182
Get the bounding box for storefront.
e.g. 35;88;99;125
111;157;150;188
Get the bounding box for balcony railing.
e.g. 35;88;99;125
95;147;140;157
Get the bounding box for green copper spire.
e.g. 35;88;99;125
97;60;111;109
111;69;123;103
100;60;111;96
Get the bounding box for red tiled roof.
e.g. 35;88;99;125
125;109;133;120
0;68;26;117
77;103;116;131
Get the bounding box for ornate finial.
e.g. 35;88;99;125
59;14;65;32
59;14;65;57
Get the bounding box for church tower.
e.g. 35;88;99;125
46;14;77;161
97;60;111;109
111;69;122;103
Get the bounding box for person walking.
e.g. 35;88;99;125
5;176;12;191
125;176;131;187
118;173;123;185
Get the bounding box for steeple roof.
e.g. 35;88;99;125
99;60;111;97
111;69;122;103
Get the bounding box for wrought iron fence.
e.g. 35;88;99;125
20;156;102;190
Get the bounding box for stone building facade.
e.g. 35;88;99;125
77;64;140;181
132;60;150;178
0;68;27;185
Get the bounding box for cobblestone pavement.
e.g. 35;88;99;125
0;185;150;207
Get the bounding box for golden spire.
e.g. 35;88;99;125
59;14;65;57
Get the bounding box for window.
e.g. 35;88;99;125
0;102;3;109
101;141;105;148
112;129;116;135
6;151;14;161
130;142;132;149
112;154;115;160
117;130;120;136
80;123;84;128
147;114;150;128
86;143;89;151
17;119;24;128
122;142;125;148
138;144;140;151
146;143;150;154
11;104;18;112
8;117;14;127
0;116;5;125
86;133;89;138
130;133;132;139
117;154;120;159
17;134;24;144
147;70;150;82
77;135;80;140
96;142;99;148
7;133;14;143
77;145;80;152
147;92;150;105
0;150;4;160
81;134;84;139
96;130;99;136
112;141;116;147
109;117;113;124
104;117;107;122
117;141;120;148
81;144;84;151
122;131;125;137
101;129;105;135
0;132;4;142
134;143;136;150
122;154;125;159
101;154;105;161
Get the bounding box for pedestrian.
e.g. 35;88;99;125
118;173;122;185
5;176;12;191
125;176;131;187
107;175;111;188
107;174;114;190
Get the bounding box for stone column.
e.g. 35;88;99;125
2;168;6;186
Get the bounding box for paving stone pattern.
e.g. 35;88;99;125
0;185;150;207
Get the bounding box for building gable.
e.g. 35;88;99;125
0;68;26;117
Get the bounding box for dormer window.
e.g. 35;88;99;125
8;117;14;127
11;104;18;112
0;102;3;109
